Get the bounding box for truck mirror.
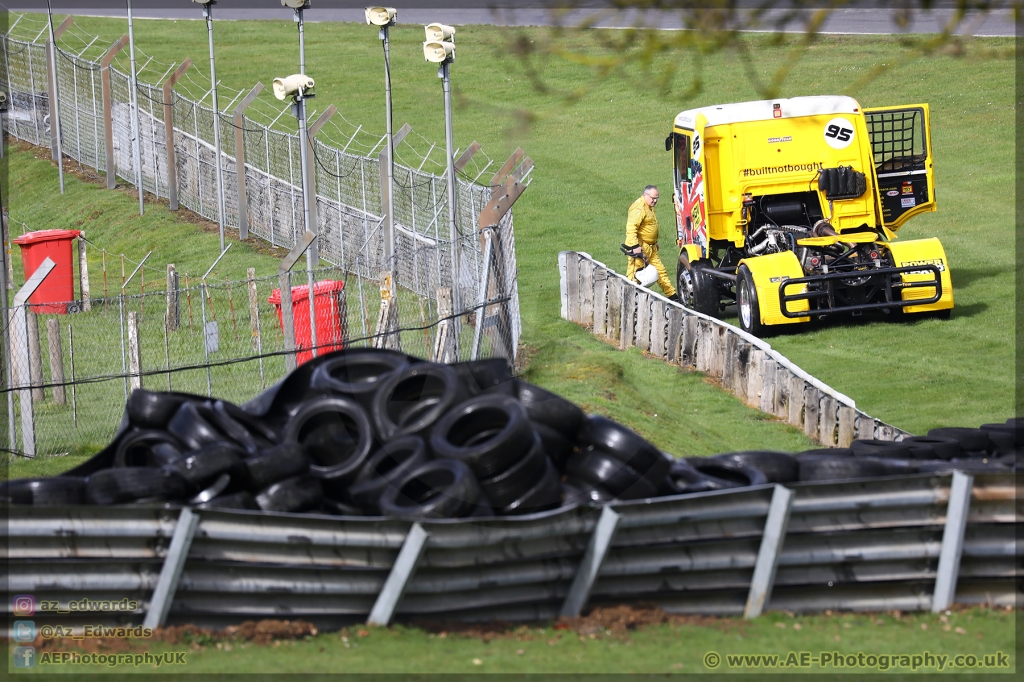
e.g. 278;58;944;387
665;134;673;152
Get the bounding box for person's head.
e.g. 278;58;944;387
642;185;659;207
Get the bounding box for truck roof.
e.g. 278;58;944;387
674;95;861;130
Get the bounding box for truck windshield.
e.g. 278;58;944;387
674;133;692;185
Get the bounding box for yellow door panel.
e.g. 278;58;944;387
738;251;810;326
885;237;953;313
863;104;936;230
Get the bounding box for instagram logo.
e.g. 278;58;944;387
13;594;35;616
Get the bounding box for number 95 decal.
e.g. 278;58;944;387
823;117;855;149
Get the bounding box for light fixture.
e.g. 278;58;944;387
272;74;315;101
281;0;310;8
423;40;455;64
365;6;397;26
425;22;455;41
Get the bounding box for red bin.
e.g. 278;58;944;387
13;229;81;314
268;279;346;366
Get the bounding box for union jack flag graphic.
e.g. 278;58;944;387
676;174;708;255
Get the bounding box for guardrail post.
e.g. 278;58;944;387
367;523;428;627
144;507;200;629
560;506;620;618
931;471;973;613
744;485;794;619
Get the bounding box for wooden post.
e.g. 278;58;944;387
774;369;790;419
565;255;580;323
788;376;805;427
619;283;635;350
837;405;856;447
165;264;179;332
803;386;821;440
579;259;594;327
77;231;91;311
745;348;764;409
666;306;682;363
650;298;667;358
26;310;43;403
856;414;876;441
606;278;622;343
636;291;651;352
694;320;710;373
46;318;65;405
680;315;698;367
759;358;777;414
162;60;192;210
819;395;837;447
233;83;264;240
128;311;142;391
433;288;454;363
246;268;265;390
708;326;725;379
100;36;129;189
877;422;895;442
593;268;608;337
721;332;737;391
373;271;400;351
733;338;750;404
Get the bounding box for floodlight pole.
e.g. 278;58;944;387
440;60;460;358
294;3;318;358
45;1;65;194
203;2;227;253
380;23;395;268
126;0;144;215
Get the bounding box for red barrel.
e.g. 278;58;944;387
14;229;81;314
268;280;346;366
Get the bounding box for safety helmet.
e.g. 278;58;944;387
635;264;658;287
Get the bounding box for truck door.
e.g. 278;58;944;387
672;128;708;256
864;104;936;229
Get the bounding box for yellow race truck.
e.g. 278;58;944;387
667;95;952;335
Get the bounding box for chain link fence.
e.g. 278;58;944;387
1;14;527;459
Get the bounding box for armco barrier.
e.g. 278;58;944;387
558;251;912;445
3;472;1017;631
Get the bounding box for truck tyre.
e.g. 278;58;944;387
566;447;658;499
497;459;563;515
902;436;962;460
575;415;670;484
284;396;376;482
736;265;763;336
515;380;586;440
348;435;429;514
677;252;718;317
478;434;548;507
430;394;535;478
926;427;993;456
113;430;183;468
378;459;481;519
372;363;471;441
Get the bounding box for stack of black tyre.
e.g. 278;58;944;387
2;349;1018;517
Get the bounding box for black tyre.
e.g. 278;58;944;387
576;415;670;484
978;425;1016;455
243;442;311;491
113;430;183;468
283;396;376;486
166;443;246;490
926;427;993;454
562;478;615;506
498;459;563;516
514;380;586;440
255;474;324;513
533;422;574;472
1;476;87;506
677;251;718;317
686;458;768;488
902;436;962;460
348;435;429;514
321;498;365;516
167;402;231;452
126;389;203;429
711;451;798;483
310;350;410;409
859;457;918;476
208;400;277;454
850;439;913;460
378;459;481;519
188;473;233;505
372;362;471;441
796;448;854;459
196;491;259;511
916;459;1010;474
452;358;515;395
478;434;549;507
86;467;188;505
736;264;763;336
797;455;889;482
566;447;658;500
430;394;535;478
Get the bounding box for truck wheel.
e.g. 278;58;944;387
677;252;718;317
736;265;763;336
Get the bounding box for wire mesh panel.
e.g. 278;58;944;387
0;37;49;147
865;107;927;173
53;46;105;173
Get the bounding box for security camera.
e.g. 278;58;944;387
425;23;455;42
281;0;310;8
423;40;455;64
365;7;397;26
273;74;315;101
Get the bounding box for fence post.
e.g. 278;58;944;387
803;386;821;440
373;271;400;351
558;251;569;320
745;348;764;408
278;232;316;373
819;395;838;447
721;332;737;391
560;506;620;618
10;258;56;457
26;310;43;403
666;305;682;363
161;59;192;211
246;268;264;389
679;314;697;366
233;83;264;240
143;507;199;630
305;105;338;265
46;17;73;161
366;523;428;627
46;318;65;405
837;405;856;448
636;291;651;352
128;311;142;391
788;376;805;428
100;36;129;189
931;471;973;613
165;264;179;332
744;485;794;619
619;283;635;349
76;231;91;311
377;121;412;270
433;287;454;363
593;268;608;337
579;259;594;326
759;358;777;414
565;254;580;323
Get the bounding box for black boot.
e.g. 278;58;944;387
668;292;681;303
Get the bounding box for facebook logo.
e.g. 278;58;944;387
13;646;35;668
13;620;36;642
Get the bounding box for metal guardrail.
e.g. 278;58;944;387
3;472;1017;631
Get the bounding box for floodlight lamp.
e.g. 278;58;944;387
365;7;397;26
423;40;455;64
273;74;315;101
424;23;455;42
281;0;310;9
191;0;215;4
